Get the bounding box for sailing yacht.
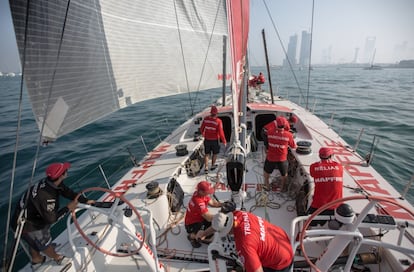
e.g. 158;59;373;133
4;0;413;272
364;49;383;70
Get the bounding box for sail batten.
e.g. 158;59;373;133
10;0;229;140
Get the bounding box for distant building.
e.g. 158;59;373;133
299;31;311;67
362;37;376;64
352;47;360;63
393;41;408;62
398;59;414;68
321;46;332;65
283;34;298;68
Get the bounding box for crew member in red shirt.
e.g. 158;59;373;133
263;116;296;191
184;181;222;248
288;115;298;133
308;147;343;225
263;115;294;133
257;72;265;84
248;75;258;88
200;105;227;173
198;210;293;272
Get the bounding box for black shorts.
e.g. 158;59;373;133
264;160;288;176
263;261;293;272
204;139;220;155
22;226;52;251
307;207;335;226
185;220;211;234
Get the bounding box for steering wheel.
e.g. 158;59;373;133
299;195;414;272
71;187;146;257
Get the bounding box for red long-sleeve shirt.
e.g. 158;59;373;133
310;159;343;209
184;191;211;225
200;115;226;144
233;211;293;271
266;128;296;162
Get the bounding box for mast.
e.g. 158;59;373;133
226;0;249;145
261;29;274;103
224;0;249;208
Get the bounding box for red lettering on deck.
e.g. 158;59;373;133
321;141;412;221
141;161;156;168
377;203;414;220
244;183;257;190
335;155;353;165
131;169;147;179
356;179;389;195
147;144;170;160
103;179;137;201
148;153;162;160
153;144;170;153
344;165;372;177
101;145;169;202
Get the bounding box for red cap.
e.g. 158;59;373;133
319;147;333;159
276;116;286;128
210;106;218;115
197;181;214;194
289;115;298;123
46;162;71;180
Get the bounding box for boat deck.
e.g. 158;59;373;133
18;97;414;272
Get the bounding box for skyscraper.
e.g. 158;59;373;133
321;46;332;64
352;47;360;63
299;31;311;67
362;37;376;64
283;34;298;68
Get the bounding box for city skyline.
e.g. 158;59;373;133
1;0;414;72
248;0;414;66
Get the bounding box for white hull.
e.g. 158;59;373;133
18;92;414;272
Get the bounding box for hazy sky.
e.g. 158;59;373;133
249;0;414;66
1;0;413;72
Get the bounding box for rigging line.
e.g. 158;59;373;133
7;1;73;270
262;0;306;103
173;0;194;116
240;0;248;107
3;0;31;269
192;0;223;109
305;0;315;110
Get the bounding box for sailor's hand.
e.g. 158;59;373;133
67;199;78;212
86;199;96;205
195;230;205;241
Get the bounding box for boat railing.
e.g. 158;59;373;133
290;215;334;253
67;117;184;194
401;175;414;200
324;113;382;166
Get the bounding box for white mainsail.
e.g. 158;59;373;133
10;0;229;140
